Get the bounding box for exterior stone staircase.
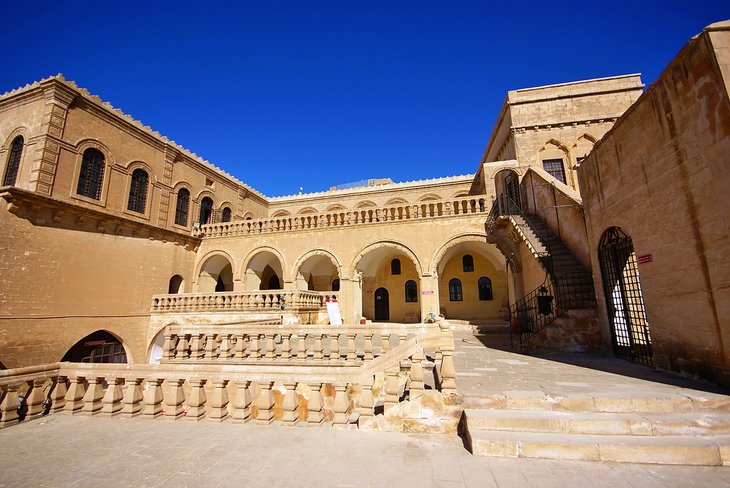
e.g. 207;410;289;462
462;391;730;465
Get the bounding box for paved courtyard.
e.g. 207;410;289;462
1;414;729;488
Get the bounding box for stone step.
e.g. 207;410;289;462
464;408;730;436
461;393;730;413
467;430;730;465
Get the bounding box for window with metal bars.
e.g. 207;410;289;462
542;158;566;184
449;278;462;301
127;168;149;213
222;207;232;222
462;254;474;272
391;258;401;275
3;136;23;186
478;276;493;300
405;280;418;302
76;148;105;199
175;188;190;226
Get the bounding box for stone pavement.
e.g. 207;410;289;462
452;332;730;403
1;414;729;488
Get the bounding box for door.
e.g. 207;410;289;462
374;287;389;321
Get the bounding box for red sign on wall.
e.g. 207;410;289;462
421;290;434;295
637;254;653;264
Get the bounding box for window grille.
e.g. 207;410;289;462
462;254;474;272
127;168;149;213
478;276;493;300
76;148;105;199
542;159;566;184
391;258;401;275
405;280;418;302
175;188;190;226
3;136;23;186
449;278;463;301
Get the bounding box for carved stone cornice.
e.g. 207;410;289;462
0;186;200;250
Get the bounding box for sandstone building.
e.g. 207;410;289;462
0;20;728;391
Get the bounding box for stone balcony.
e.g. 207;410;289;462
194;195;491;239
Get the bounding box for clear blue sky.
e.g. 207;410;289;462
2;1;727;196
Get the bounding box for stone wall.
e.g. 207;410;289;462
578;22;730;384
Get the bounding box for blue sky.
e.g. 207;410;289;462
2;1;727;196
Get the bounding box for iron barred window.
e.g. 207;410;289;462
542;158;566;184
3;136;23;186
449;278;463;301
478;276;493;300
462;254;474;272
127;168;149;213
405;280;418;302
76;148;105;199
391;258;401;275
222;207;232;222
175;188;190;226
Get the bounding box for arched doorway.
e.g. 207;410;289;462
62;331;128;363
197;254;234;292
168;274;184;294
243;249;285;291
374;288;389;321
495;169;521;210
199;197;214;225
294;252;340;291
598;227;652;366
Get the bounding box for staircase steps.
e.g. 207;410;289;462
462;393;730;465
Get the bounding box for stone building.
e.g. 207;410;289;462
0;21;728;389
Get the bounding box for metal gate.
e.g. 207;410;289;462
598;227;653;366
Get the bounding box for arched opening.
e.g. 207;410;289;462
374;288;390;321
435;238;506;322
354;243;421;323
332;279;340;291
62;331;127;363
147;327;168;364
127;168;149;214
3;135;24;187
221;207;232;222
168;274;184;294
494;169;521;209
598;227;652;366
295;253;340;291
243;250;284;291
174;188;190;226
199;196;214;225
538;140;570;186
197;254;234;292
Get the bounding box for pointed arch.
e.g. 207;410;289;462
351;240;423;278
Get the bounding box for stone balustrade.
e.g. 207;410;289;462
0;327;458;431
151;290;338;313
195;195;490;238
160;323;432;365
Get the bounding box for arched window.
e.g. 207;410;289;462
168;275;184;294
199;197;213;225
478;277;493;300
221;207;232;222
332;279;340;291
174;188;190;226
405;280;418;302
127;168;149;213
449;278;463;301
3;136;23;186
462;254;474;272
391;258;401;275
76;148;105;200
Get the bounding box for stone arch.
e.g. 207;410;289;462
538;138;571;185
418;193;442;202
384;197;408;206
297;206;318;215
61;329;132;363
71;139;116;203
494;168;522;207
271;210;291;217
293;248;343;291
326;204;347;212
430;233;504;275
241;246;287;290
574;134;597;162
451;191;469;199
195;250;235;292
351;240;423;278
355;200;377;208
146;322;179;364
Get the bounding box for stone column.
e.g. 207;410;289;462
100;378;124;417
164;379;186;419
143;378;164;418
208;380;229;422
0;384;20;428
64;376;86;414
339;277;360;325
186;379;207;420
255;382;275;424
121;378;144;418
419;273;440;323
25;378;48;421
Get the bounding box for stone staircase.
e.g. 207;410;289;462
462;392;730;465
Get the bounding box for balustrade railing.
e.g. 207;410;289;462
151;290;338;313
0;327;456;430
195;195;489;238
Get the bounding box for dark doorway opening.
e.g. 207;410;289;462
62;331;128;363
374;287;390;321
